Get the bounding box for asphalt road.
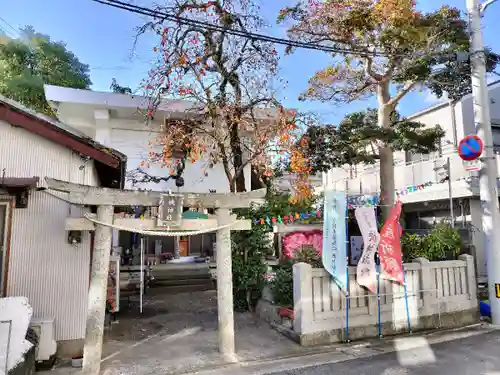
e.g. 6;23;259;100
265;331;500;375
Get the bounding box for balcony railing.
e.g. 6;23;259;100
324;153;500;196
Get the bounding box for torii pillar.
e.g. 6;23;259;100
45;178;265;374
83;205;113;375
215;208;236;362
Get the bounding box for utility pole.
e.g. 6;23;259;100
467;0;500;323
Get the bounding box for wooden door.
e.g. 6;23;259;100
179;239;189;257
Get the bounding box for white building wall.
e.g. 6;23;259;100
326;84;500;196
57;113;252;193
461;81;500;137
109;126;250;193
0;119;98;341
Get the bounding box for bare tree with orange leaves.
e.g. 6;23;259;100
131;0;308;199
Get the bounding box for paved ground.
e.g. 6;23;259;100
51;290;312;375
49;291;500;375
262;330;500;375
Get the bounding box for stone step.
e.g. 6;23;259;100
152;267;210;280
151;277;212;287
146;282;215;295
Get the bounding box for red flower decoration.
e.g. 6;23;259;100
282;230;323;259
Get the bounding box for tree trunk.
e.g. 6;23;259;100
229;121;247;192
377;82;395;220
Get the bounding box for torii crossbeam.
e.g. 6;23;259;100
45;177;265;375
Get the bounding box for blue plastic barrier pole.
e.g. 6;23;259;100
402;264;412;333
376;261;382;337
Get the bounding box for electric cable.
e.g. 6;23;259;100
91;0;468;60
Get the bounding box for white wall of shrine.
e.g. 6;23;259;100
44;84;253;193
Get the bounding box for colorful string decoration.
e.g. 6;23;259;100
253;210;322;226
396;181;435;196
254;180;439;225
347;181;437;208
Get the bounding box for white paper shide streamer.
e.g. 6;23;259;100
355;208;380;293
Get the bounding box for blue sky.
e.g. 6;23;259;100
2;0;500;124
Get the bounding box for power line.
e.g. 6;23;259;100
0;17;19;39
92;0;364;55
0;16;18;37
92;0;456;60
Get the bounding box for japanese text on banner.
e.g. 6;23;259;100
378;201;404;284
355;207;380;293
322;190;347;290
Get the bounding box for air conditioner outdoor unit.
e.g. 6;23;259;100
29;318;57;361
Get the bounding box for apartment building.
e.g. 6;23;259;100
324;81;500;281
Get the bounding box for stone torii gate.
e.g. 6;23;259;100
45;178;266;375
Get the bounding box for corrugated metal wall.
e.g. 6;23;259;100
0;120;99;341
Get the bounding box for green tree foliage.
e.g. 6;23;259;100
302;109;445;174
232;192;320;310
278;1;500;217
0;26;91;115
110;78;132;94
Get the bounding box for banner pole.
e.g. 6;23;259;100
140;236;144;314
344;181;350;343
377;268;382;337
402;264;412;334
375;208;382;338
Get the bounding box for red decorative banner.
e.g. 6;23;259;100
378;201;404;285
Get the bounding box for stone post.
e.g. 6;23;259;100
215;208;236;362
174;236;180;259
293;262;313;335
413;257;437;314
83;205;113;375
459;254;477;302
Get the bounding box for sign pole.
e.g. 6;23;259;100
140;236;144;314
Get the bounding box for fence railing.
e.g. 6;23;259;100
293;255;477;339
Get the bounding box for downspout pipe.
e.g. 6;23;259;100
450;100;458;149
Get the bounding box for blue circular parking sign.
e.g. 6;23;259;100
458;135;483;161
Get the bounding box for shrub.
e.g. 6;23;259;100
270;262;294;307
401;223;462;262
401;232;427;262
293;245;322;268
270;244;321;307
232;223;270;311
425;223;462;260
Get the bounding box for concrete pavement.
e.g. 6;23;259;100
48;289;498;375
189;324;500;375
263;330;500;375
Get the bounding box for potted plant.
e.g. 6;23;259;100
71;355;83;368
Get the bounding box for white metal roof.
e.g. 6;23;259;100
43;84;290;121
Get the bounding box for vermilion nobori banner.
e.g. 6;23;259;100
378;201;404;285
355;207;380;293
